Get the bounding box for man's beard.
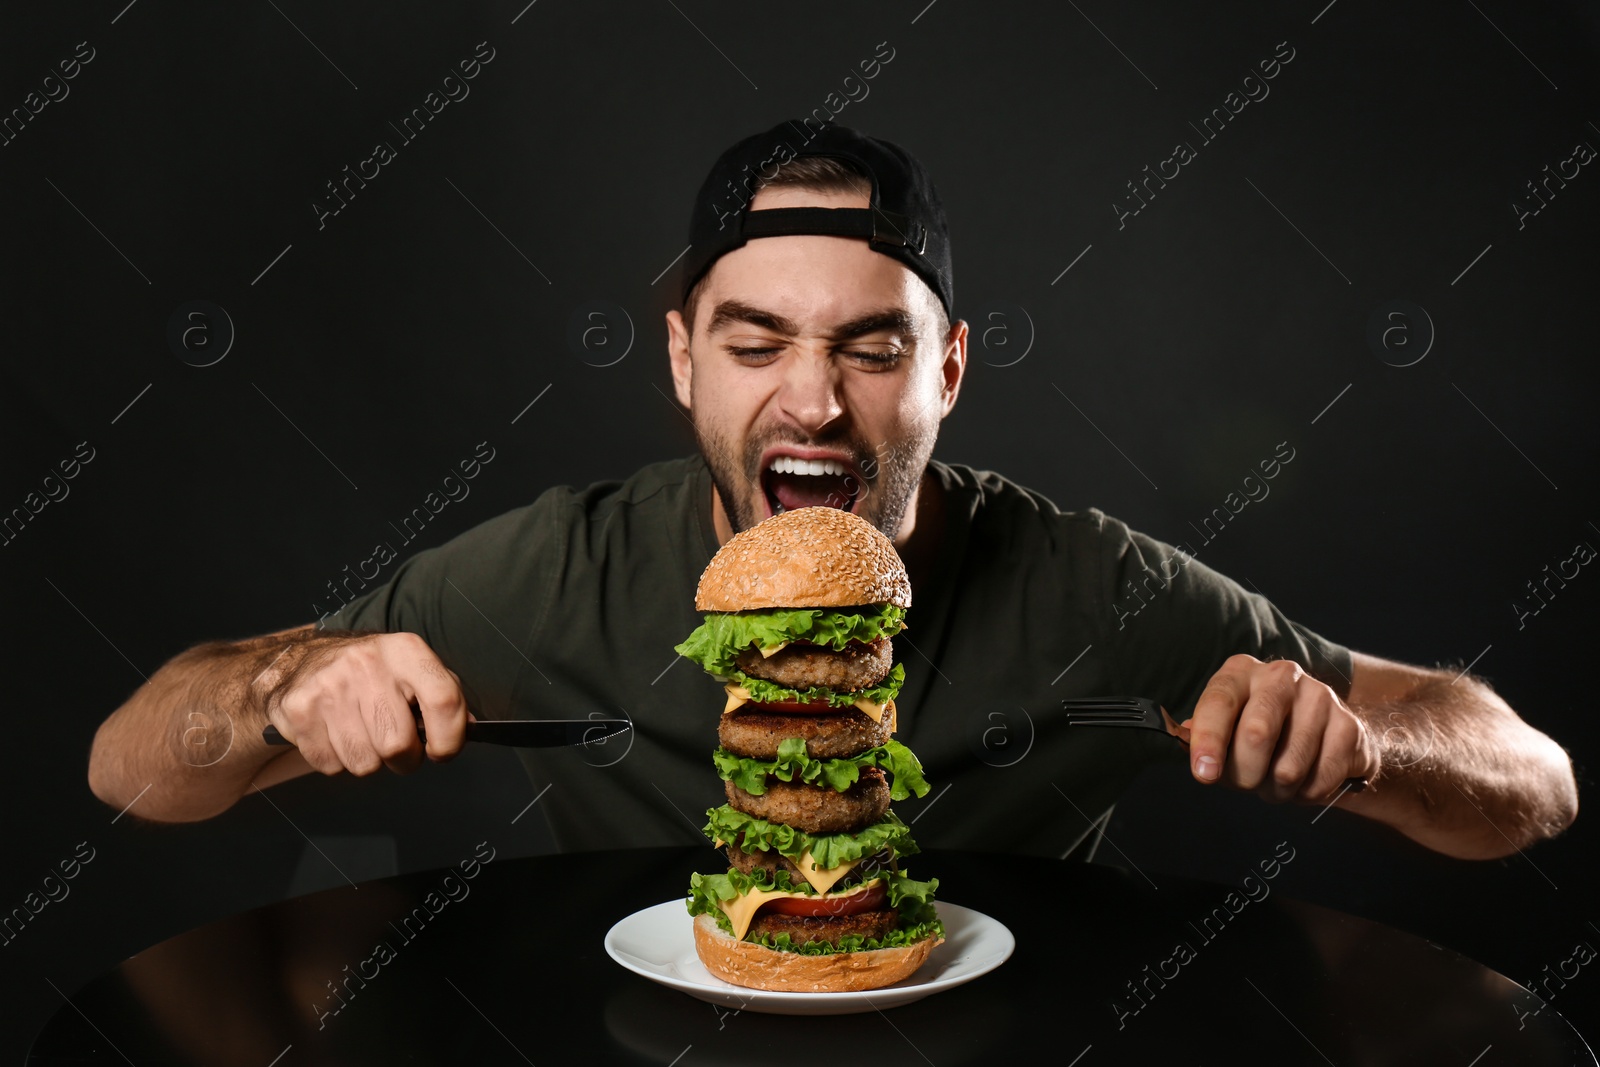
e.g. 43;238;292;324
694;415;936;541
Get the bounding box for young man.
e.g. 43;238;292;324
87;121;1576;862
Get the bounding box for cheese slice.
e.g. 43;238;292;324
757;642;789;658
718;884;797;941
852;695;892;724
793;851;861;894
722;686;896;726
711;841;855;894
716;876;882;941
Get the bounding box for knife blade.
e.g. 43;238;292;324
261;718;632;750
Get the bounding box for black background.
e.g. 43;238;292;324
3;0;1598;1057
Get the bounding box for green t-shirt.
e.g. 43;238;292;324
318;453;1352;859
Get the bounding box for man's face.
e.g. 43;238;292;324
666;185;966;540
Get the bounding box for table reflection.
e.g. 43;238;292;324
28;849;1596;1066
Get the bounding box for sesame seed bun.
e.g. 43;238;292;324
695;506;913;612
692;912;944;993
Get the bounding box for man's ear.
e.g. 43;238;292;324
666;309;693;409
939;317;969;417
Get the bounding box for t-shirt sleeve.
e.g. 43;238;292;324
1097;512;1353;722
314;493;567;719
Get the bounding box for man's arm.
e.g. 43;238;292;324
1183;651;1578;860
87;624;472;823
1333;651;1578;858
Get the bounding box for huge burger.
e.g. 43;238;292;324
674;505;945;993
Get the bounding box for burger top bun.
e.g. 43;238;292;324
695;505;913;612
692;913;943;993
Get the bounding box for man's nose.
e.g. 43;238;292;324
777;348;846;433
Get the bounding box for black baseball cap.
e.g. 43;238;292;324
680;119;954;321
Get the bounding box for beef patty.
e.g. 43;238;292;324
726;767;890;833
735;635;894;693
719;707;891;760
747;907;899;947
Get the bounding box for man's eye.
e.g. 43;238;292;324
724;345;900;364
846;350;901;366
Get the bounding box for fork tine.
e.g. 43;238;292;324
1067;717;1147;726
1060;696;1165;731
1059;702;1144;709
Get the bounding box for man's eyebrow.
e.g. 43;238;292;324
829;308;918;341
705;301;918;341
705;301;799;337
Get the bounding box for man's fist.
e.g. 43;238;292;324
1186;653;1380;804
260;632;473;777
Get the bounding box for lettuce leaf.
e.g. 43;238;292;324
727;661;905;709
748;917;946;955
713;737;931;800
702;805;921;869
688;864;818;903
674;605;907;676
686;864;944;951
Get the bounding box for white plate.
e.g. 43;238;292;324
603;899;1014;1016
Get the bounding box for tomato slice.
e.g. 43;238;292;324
760;879;888;917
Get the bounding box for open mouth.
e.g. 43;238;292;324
760;455;863;517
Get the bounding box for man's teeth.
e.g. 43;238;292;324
767;456;849;476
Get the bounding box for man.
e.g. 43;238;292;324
88;121;1577;862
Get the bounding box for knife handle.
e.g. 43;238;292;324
260;721;445;746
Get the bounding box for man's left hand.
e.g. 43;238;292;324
1183;653;1381;804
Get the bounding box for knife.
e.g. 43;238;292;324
262;718;632;749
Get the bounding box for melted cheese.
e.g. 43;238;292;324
716;876;882;941
794;851;861;894
712;837;855;894
853;695;892;725
717;884;799;941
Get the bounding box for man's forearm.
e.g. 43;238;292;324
1335;675;1578;859
87;627;349;822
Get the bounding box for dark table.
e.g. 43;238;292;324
28;847;1596;1065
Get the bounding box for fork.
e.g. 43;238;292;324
1061;695;1368;793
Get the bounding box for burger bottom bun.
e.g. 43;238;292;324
692;912;944;993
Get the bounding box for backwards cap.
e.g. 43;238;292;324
680;119;954;320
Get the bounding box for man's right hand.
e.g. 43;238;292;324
259;632;475;777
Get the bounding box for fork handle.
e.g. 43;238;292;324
1168;712;1368;793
